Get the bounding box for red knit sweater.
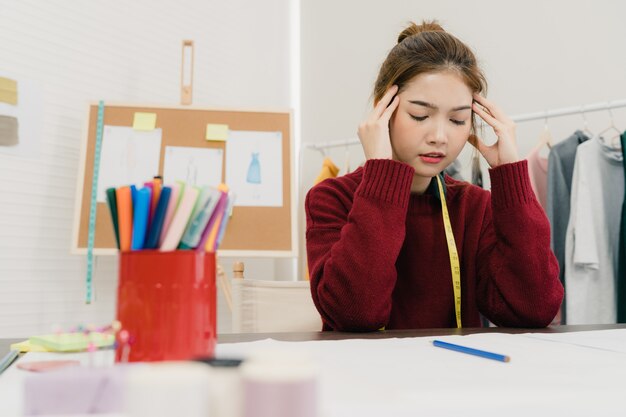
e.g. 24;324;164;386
305;159;563;331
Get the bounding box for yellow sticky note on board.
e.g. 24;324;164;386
133;112;157;131
0;77;18;105
206;124;229;141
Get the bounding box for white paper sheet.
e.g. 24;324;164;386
524;328;626;353
225;130;283;207
217;331;626;417
96;125;162;202
163;146;223;187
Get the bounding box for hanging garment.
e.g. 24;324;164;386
565;135;624;324
527;146;549;211
618;131;626;322
471;150;483;188
314;157;339;184
444;159;464;181
546;131;590;323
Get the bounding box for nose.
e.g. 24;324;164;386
427;119;448;146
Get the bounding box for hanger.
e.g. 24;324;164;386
598;101;622;149
533;110;553;155
344;142;351;174
314;145;327;157
580;104;595;138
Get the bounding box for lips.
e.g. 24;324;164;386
419;152;446;164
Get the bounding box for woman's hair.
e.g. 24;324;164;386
374;20;487;133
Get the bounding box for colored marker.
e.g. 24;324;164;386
160;186;200;251
116;186;133;252
197;185;229;251
214;191;236;249
143;182;154;225
144;186;171;249
151;177;162;222
130;185;138;210
159;183;180;247
179;186;222;249
105;187;120;249
432;340;510;363
131;188;151;250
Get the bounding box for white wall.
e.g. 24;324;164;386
0;0;294;337
299;0;626;278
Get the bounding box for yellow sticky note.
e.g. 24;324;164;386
206;124;229;141
133;112;157;131
10;340;52;353
0;77;18;105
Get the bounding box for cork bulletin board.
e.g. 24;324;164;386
71;103;296;257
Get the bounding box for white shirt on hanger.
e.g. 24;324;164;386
565;136;624;324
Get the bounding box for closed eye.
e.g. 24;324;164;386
411;115;466;126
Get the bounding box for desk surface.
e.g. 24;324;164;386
3;326;626;416
217;323;626;343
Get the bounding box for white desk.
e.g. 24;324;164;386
1;328;626;417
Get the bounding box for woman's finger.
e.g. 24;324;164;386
373;85;399;118
472;101;500;128
380;95;400;121
473;94;509;123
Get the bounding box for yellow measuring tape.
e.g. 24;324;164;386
436;175;462;328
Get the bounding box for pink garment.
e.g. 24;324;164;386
527;147;549;211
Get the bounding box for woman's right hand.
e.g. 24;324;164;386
357;84;400;160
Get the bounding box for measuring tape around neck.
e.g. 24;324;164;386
436;175;462;328
85;100;105;304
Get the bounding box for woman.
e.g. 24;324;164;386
305;21;563;331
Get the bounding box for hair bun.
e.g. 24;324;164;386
397;20;445;43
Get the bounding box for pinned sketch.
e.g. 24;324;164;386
0;72;43;157
97;125;162;202
163;146;223;187
226;130;283;207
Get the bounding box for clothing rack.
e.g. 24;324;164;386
304;98;626;152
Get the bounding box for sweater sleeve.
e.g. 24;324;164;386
476;160;564;327
305;159;414;331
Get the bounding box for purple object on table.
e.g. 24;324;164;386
23;366;127;415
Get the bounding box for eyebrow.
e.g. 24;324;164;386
409;100;472;112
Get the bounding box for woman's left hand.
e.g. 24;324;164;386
469;93;520;168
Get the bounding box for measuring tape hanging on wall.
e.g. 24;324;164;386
85;100;105;304
436;175;462;328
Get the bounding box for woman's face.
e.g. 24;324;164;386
389;71;473;178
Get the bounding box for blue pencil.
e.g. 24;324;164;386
432;340;510;363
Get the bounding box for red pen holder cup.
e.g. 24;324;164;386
115;250;216;362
